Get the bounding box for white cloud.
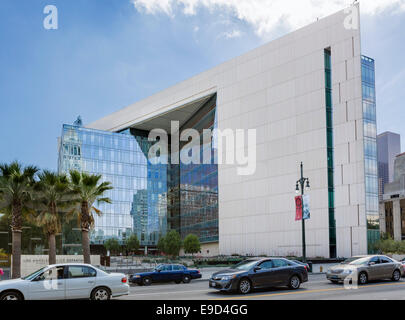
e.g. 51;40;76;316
131;0;405;36
218;29;243;39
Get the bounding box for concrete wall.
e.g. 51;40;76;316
18;255;101;277
87;4;367;258
179;242;219;257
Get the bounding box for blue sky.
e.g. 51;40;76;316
0;0;405;171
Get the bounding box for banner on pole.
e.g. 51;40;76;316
303;194;310;220
295;196;303;221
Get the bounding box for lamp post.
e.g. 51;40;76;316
296;162;310;262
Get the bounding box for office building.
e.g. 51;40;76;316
59;4;379;257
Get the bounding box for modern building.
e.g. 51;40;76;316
379;153;405;241
58;4;379;258
377;132;401;200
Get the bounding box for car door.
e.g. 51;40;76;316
29;266;66;300
379;256;396;278
270;259;292;285
250;260;274;288
159;265;173;282
367;256;384;280
65;265;97;300
172;265;184;281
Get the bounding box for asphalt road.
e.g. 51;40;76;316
116;274;405;300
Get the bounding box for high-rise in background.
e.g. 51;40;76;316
377;132;401;200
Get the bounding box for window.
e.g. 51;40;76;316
272;259;288;268
369;256;380;264
379;256;392;264
67;266;97;278
37;266;65;281
259;260;274;270
160;265;172;271
173;265;184;271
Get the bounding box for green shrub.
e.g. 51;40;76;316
373;237;405;254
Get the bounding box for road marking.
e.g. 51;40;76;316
213;281;405;300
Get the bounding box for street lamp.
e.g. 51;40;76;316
296;162;310;262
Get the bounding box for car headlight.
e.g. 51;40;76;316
134;275;141;278
342;269;352;274
221;275;236;281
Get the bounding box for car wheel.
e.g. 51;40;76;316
182;275;191;284
392;270;401;282
91;287;111;301
288;275;301;290
0;291;23;301
238;278;252;294
143;277;152;286
358;272;368;285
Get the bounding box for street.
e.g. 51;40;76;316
117;274;405;300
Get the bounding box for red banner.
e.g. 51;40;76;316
295;196;303;221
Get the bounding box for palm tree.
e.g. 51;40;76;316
69;170;112;264
30;171;76;265
0;162;38;278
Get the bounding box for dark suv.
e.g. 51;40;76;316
209;258;308;294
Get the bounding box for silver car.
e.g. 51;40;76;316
326;255;404;285
0;263;129;300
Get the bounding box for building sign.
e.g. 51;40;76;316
295;196;303;221
303;194;310;220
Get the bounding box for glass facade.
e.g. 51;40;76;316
58;97;219;249
361;55;380;250
324;49;337;258
58;125;168;249
168;97;219;243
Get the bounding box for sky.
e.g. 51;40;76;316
0;0;405;171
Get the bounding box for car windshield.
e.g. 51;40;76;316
348;257;370;266
154;264;164;272
22;267;46;280
232;260;258;271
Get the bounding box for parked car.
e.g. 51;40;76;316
209;258;308;294
326;255;404;285
401;258;405;277
130;264;202;286
0;263;129;300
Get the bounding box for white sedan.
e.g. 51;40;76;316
0;263;129;300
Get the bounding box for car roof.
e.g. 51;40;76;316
46;263;95;268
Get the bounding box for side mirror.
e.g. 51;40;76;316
253;266;261;272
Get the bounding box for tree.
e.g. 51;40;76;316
183;234;201;256
104;238;121;256
125;234;140;255
164;230;182;258
30;171;76;265
69;170;113;264
157;235;166;255
0;162;38;278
